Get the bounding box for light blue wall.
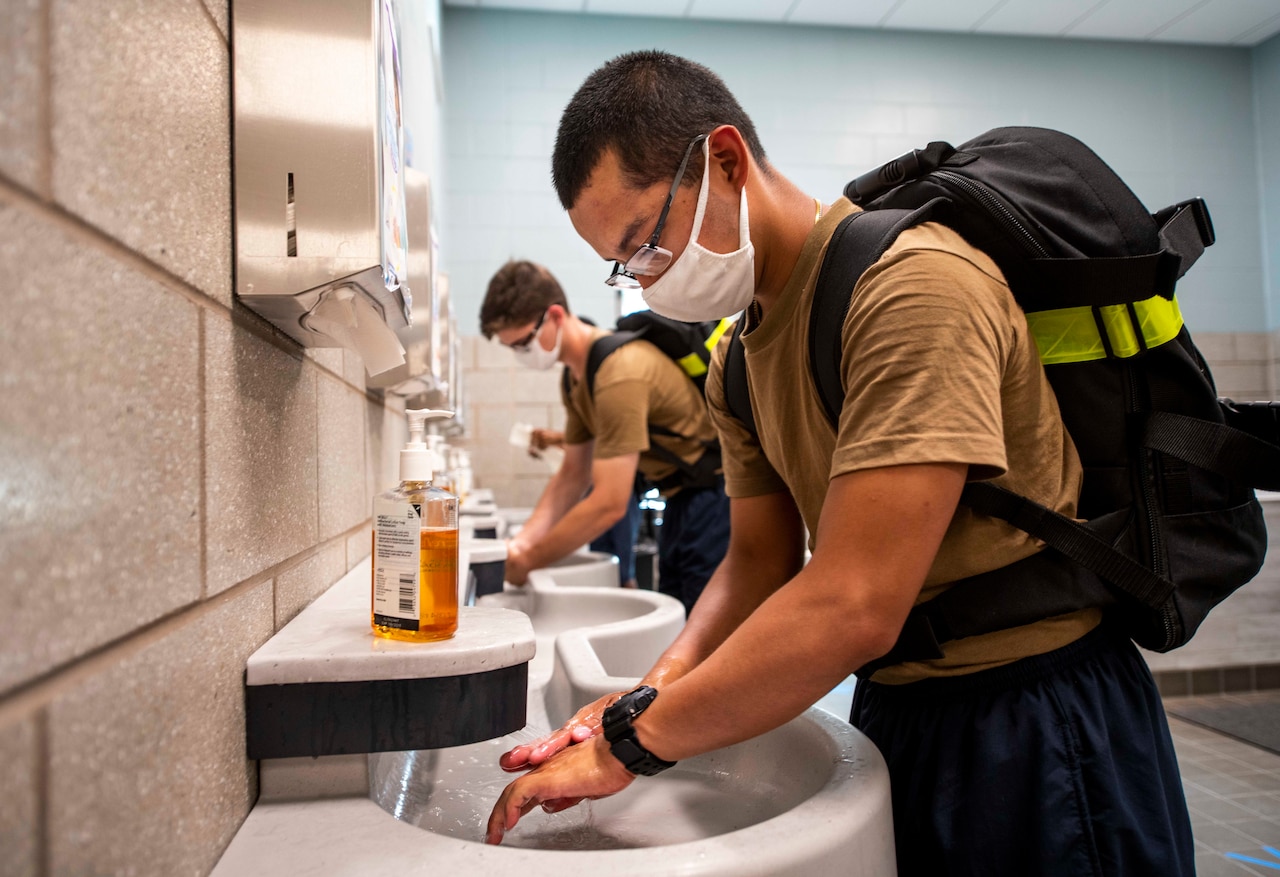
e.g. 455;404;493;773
397;0;445;191
1255;32;1280;329
440;8;1266;334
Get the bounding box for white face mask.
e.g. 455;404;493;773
641;141;756;323
512;317;562;371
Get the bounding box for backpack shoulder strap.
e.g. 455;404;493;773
722;318;757;440
582;331;642;396
809;203;944;426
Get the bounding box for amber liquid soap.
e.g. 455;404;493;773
371;481;459;643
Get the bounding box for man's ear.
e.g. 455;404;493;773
706;125;751;191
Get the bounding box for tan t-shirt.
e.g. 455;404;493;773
706;198;1098;683
564;327;719;492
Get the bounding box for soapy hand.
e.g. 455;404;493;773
486;733;635;845
499;691;622;772
504;540;532;586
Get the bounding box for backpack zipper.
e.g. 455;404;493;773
1125;362;1177;649
932;170;1051;259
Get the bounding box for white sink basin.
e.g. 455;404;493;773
212;544;896;876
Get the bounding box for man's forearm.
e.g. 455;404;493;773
643;542;801;689
631;463;967;764
639;492;806;691
515;464;590;546
523;492;627;569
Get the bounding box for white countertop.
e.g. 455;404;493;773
246;557;534;686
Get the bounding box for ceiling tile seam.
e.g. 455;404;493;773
879;0;910;29
1231;10;1280;46
1145;0;1214;41
781;0;802;23
683;0;695;18
1059;0;1112;38
970;0;1013;33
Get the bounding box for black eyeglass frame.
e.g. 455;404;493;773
506;308;549;352
605;133;710;290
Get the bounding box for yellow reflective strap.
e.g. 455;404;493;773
679;352;709;378
1027;308;1108;364
1026;295;1183;365
704;317;733;351
1134;294;1184;348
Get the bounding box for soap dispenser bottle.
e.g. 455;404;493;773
372;408;459;642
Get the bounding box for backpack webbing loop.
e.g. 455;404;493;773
1143;410;1280;492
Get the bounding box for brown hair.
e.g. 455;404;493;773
478;260;571;339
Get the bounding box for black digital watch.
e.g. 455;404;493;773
601;685;678;777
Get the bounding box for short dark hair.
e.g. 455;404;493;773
479;260;570;339
552;51;769;210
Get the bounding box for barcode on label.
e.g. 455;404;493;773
398;573;415;614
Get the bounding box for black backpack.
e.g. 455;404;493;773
566;312;732;492
723;126;1280;666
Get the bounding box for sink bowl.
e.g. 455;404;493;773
211;544;896;876
369;707;889;864
358;582;896;873
538;550;620;588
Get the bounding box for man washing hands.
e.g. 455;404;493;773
486;49;1195;877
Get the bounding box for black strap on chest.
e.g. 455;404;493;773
565;334;722;492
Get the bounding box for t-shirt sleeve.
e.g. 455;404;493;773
706;330;788;498
561;374;592;446
831;243;1013;481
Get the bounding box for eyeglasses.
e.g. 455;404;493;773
605;133;709;290
507;309;548;352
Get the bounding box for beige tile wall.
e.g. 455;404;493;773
0;2;402;874
459;334;566;509
1195;331;1276;401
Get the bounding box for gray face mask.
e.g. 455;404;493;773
641;140;756;323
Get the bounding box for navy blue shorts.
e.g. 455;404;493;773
851;622;1194;877
657;476;730;615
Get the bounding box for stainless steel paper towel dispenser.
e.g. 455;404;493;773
232;0;414;376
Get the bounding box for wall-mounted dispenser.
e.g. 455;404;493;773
366;167;443;395
233;0;415;376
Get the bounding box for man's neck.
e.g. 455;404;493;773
559;315;594;381
750;174;823;318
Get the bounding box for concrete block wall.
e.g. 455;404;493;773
0;2;406;874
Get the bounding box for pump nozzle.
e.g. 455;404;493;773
401;409;455;481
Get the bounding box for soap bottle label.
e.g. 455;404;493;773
372;497;421;630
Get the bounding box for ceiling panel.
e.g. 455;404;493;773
786;0;902;28
1064;0;1204;40
882;0;1006;32
474;0;582;10
1153;0;1280;45
585;0;690;17
687;0;793;23
976;0;1109;37
443;0;1280;46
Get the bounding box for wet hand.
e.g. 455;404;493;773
499;692;621;772
504;540;532;586
485;734;635;845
